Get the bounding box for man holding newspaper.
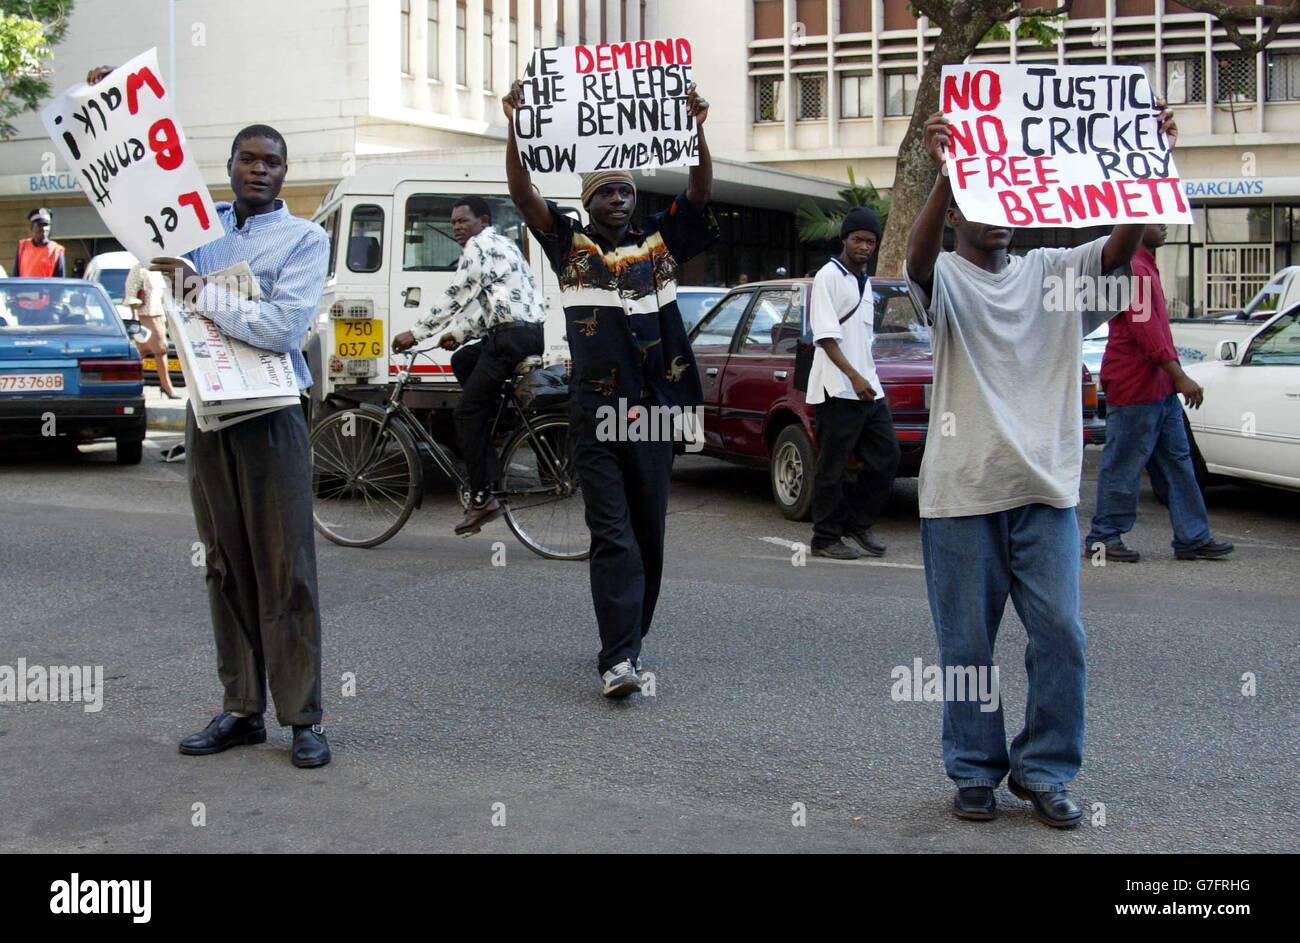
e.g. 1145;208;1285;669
153;124;332;769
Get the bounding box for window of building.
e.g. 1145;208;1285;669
753;0;784;40
755;76;784;122
797;74;826;119
456;2;467;86
427;1;439;79
1164;57;1204;104
347;205;385;274
400;0;411;74
483;11;493;88
1216;53;1256;103
885;71;917;116
510;20;519;82
1266;52;1300;102
403;195;526;271
840;72;873;118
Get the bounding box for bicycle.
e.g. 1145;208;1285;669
310;346;589;560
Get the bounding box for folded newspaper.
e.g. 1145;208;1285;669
162;262;302;432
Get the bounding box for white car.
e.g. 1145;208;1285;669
84;250;140;320
1183;306;1300;492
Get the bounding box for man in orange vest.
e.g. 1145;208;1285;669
14;208;65;278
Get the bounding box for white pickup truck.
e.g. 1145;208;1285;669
304;161;583;426
1170;266;1300;364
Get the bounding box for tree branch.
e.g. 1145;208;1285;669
1174;0;1300;54
995;1;1074;23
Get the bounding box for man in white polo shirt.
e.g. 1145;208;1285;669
806;207;900;560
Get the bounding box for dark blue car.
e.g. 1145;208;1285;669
0;278;146;463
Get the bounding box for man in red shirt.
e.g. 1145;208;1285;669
14;208;65;278
1085;223;1233;562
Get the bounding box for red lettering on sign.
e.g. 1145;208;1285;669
998;190;1033;226
178;191;210;229
125;67;165;115
148;118;184;170
942;69;1002;112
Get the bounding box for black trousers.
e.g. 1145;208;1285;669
570;404;674;674
185;403;322;726
451;323;544;496
811;397;901;546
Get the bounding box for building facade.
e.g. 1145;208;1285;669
0;0;840;286
693;0;1300;314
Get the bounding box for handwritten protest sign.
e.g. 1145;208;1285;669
41;48;221;263
941;64;1192;228
514;38;698;173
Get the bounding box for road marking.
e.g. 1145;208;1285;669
751;537;925;570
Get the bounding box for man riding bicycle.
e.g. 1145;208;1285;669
392;196;547;536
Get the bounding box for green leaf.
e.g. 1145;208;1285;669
797;165;892;244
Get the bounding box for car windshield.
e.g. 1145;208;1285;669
0;282;123;336
677;289;725;333
872;283;929;346
95;268;131;303
1244;312;1300;365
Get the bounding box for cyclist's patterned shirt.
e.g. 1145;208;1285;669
530;193;718;411
410;225;546;345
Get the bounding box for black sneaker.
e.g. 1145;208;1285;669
845;527;886;556
1175;537;1234;561
812;539;861;560
1084;540;1140;563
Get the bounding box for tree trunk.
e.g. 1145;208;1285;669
876;16;997;277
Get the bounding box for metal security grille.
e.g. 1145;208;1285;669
755;76;784;122
1216;54;1256;103
798;74;826;119
1205;245;1273;314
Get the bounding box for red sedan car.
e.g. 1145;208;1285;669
687;277;1104;520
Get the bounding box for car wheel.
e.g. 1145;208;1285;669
116;437;144;465
770;424;815;522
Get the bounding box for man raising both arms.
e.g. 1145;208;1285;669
503;78;717;698
904;105;1178;827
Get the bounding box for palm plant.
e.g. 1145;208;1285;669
796;167;891;244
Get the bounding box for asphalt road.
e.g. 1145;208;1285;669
1;433;1297;853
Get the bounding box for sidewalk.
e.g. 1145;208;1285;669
144;384;189;431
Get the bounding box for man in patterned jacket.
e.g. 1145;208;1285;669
503;79;717;698
392;196;546;535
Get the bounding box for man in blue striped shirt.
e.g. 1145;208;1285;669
154;125;331;769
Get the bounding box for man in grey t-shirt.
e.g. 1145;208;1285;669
904;106;1178;828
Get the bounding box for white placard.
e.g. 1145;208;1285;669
941;64;1193;228
513;38;699;173
41;48;222;262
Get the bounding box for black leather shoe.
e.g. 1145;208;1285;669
178;712;265;755
1085;540;1140;563
1175;537;1234;561
1008;778;1082;828
846;527;887;556
953;786;996;821
291;724;331;768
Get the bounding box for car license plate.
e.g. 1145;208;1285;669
0;372;64;393
143;356;181;373
335;320;383;359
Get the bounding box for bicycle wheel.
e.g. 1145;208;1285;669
500;414;590;561
311;405;421;548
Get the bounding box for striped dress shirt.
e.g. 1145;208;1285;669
186;200;329;391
